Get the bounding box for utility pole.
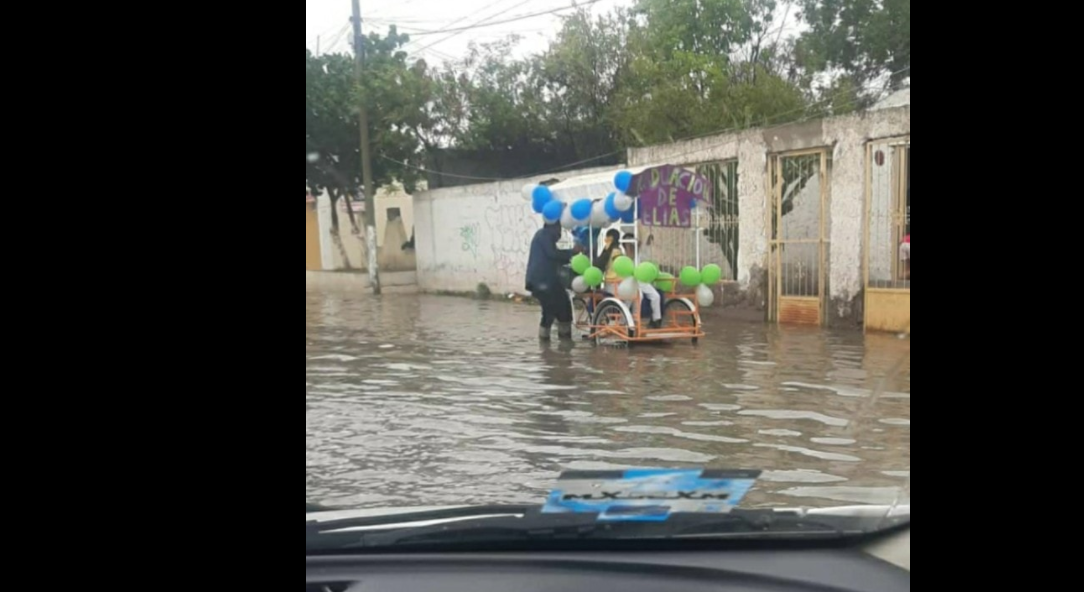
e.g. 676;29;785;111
351;0;381;294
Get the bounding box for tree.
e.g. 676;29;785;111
416;36;607;184
795;0;910;108
533;7;630;163
306;50;363;267
611;0;808;146
304;27;428;268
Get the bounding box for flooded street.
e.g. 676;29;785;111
306;290;910;510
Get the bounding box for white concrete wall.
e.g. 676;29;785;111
413;167;614;296
312;187;418;271
627;106;911;319
375;186;415;248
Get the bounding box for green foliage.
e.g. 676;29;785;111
611;0;809;145
795;0;911;105
304;26;427;211
306;2;909;184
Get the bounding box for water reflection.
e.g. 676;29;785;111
307;291;910;509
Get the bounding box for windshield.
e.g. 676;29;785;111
306;0;910;548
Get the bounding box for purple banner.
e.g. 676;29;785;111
628;165;712;228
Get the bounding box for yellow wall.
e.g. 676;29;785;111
865;289;910;332
306;202;322;270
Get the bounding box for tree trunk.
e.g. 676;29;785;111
329;198;354;269
331;225;353;270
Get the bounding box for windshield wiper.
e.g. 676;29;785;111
306;504;535;531
306;508;858;551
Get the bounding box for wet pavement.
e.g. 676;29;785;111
306;290;910;510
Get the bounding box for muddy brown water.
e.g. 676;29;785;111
306;291;910;510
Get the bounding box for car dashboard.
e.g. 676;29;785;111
306;526;910;592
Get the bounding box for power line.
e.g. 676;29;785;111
320;24;352;55
367;0;421;16
412;0;535;54
308;21;348;50
368;18;550;36
379;155;509;181
402;0;517;51
411;0;602;39
356;17;457;62
418;45;458;62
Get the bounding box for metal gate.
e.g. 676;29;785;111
641;160;738;279
769;149;830;325
863;138;910;332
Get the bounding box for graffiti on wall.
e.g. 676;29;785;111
484;200;539;291
459;222;480;259
415;191;542;294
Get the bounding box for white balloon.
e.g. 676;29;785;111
522;183;538;202
617;277;639;300
696;284;715;307
560;206;578;229
572;276;588;294
613;192;633;212
590;199;611;227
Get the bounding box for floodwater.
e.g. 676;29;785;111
306;290;910;510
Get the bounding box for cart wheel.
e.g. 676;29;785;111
593;301;632;346
664;299;699;345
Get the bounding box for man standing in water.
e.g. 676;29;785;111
526;222;578;340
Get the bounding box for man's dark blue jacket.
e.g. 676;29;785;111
525;223;573;293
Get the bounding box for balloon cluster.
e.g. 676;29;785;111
675;264;723;307
568;253;600;292
566;251;666;301
521;170;639;228
566;256;722;309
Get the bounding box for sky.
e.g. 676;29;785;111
306;0;635;64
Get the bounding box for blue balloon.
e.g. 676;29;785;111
531;185;553;213
542;199;564;223
576;226;603;248
604;192;621;219
532;194;549;213
614;170;633;193
570;198;592;221
690;198;697;209
620;206;636;224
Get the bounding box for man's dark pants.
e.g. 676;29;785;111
535;288;572;328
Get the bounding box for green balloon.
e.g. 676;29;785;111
680;266;702;287
701;264;723;285
571;253;590;275
654;272;675;292
634;261;659;284
583;266;604;287
613;256;635;278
